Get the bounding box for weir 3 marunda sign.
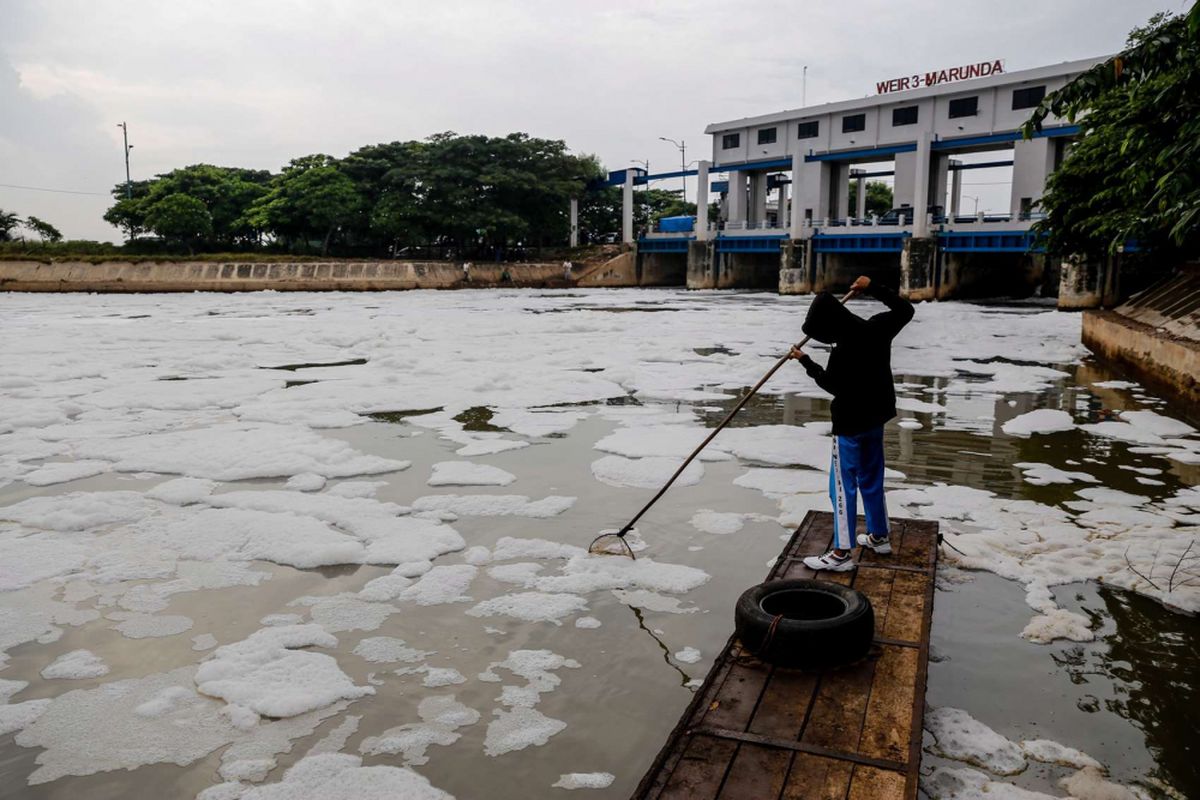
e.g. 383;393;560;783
876;60;1005;94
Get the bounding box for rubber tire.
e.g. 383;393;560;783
734;578;874;670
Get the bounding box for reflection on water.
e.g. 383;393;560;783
1056;587;1200;797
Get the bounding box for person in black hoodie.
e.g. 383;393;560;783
789;275;915;571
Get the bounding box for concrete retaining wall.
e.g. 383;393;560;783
574;250;638;287
0;259;578;293
1083;310;1200;412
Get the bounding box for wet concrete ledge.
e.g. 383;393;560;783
0;259;598;293
1082;310;1200;412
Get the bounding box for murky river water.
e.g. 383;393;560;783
0;289;1195;799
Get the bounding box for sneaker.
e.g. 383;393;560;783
857;533;892;555
802;550;855;572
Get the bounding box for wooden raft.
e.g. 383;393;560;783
632;511;939;800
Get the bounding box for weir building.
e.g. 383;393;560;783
604;56;1113;306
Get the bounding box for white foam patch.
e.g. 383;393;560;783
40;649;109;679
21;460;111;486
1020;738;1102;769
76;422;409;480
717;425;831;468
428;461;517;486
359;695;480;765
925;706;1026;775
733;468;828;498
411;494;575;518
1013;462;1098;486
591;455;703;489
491;537;586;561
467;592;588;624
923;766;1060;800
1001;409;1075;436
15;667;237;784
612;589;698;614
536;554;710;595
0;698;51;736
110;612;194;639
285;473;327;492
135;507;366;570
396;565;478;606
574;616;602;629
1020;609;1095;644
290;593;396;633
193;633;219;651
0;490;155;531
594;425;732;461
490;408;588;437
483;706;567;756
351;638;430;666
674;647;701;664
232;752;454;799
553;772;616;789
1059;766;1140;800
325;481;387;499
146;477;218;505
194;625;374;719
1118;409;1196;437
307;714;361;756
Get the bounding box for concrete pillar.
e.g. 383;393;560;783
569;197;579;248
893;151;916;214
695;161;710;242
779;238;810;294
790;151;806;239
1058;254;1107;309
1011;137;1056;219
831;163;851;222
900;236;937;301
727;170;748;225
687;240;717;289
748;172;768;225
949;160;962;217
778;183;789;230
852;169;866;220
931;154;949;216
622;170;634;245
911;133;933;238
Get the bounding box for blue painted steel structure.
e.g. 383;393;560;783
939;230;1044;253
813;232;909;253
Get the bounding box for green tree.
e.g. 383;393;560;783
144;193;213;254
1022;7;1200;258
0;209;21;241
847;180;894;218
24;216;63;243
244;155;360;255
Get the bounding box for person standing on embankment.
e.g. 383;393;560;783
789;275;915;571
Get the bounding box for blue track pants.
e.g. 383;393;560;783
829;426;890;550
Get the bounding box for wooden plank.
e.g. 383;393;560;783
800;657;878;751
717;743;792;800
857;644;919;763
850;564;896;640
657;735;739;800
847;763;908;800
695;661;772;732
780;753;854;800
747;667;820;740
633;512;938;800
881;571;929;643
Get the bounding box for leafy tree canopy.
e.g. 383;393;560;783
143;193;213;254
25;216;63;243
1023;7;1200;258
847;181;894;218
0;209;21;241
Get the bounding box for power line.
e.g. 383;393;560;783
0;182;109;197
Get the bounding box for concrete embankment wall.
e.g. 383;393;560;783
1081;266;1200;412
0;259;582;293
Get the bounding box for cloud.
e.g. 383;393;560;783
0;0;1171;240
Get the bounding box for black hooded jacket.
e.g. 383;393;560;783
798;283;914;436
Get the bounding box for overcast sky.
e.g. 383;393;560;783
0;0;1183;241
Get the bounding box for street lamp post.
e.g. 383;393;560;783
117;122;133;199
658;137;686;204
